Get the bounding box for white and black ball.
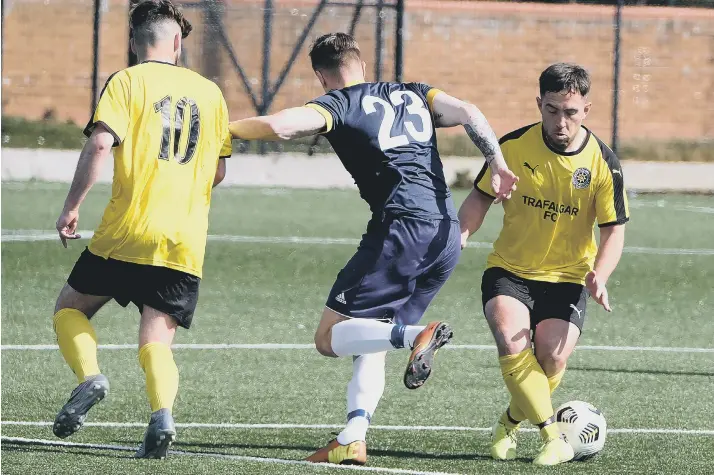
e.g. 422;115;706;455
555;400;607;460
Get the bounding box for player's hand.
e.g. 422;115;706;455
56;209;81;248
586;270;611;312
489;161;519;204
460;230;469;250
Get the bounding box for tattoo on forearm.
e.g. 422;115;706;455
464;123;499;164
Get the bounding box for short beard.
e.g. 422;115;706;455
545;133;569;152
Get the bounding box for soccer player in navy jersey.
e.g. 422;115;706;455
229;32;517;465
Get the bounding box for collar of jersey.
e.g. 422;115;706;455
344;80;365;87
541;124;592;157
141;60;178;67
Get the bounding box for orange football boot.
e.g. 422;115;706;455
403;321;454;389
305;439;367;465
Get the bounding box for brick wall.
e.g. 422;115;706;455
3;0;713;141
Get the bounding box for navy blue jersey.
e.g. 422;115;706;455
308;82;457;221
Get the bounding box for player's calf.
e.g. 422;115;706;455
316;308;432;358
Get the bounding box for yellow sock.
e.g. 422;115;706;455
53;308;100;384
499;349;555;438
139;342;179;414
507;367;566;423
548;368;565;393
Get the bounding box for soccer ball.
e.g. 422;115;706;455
555;400;607;460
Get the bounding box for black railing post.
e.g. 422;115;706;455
203;0;224;81
374;0;384;81
91;0;102;116
612;0;623;154
348;0;364;36
395;0;404;82
259;0;274;154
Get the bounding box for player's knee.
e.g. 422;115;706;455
491;325;531;356
537;351;568;377
313;330;337;358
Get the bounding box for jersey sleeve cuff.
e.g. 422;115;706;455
473;162;495;199
426;88;443;112
83;120;122;147
598;217;630;228
305;103;334;133
474;184;496;200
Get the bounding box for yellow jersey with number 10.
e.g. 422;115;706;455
475;123;629;285
83;61;232;278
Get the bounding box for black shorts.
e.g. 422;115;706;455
326;215;461;325
481;267;588;332
67;248;200;329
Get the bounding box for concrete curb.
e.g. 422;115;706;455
1;148;713;192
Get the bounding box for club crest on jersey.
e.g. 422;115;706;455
572;167;592;189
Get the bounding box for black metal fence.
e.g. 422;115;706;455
6;0;708;156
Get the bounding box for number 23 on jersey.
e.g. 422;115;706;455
361;90;433;151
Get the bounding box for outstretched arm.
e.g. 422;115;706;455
229;107;327;141
430;92;502;164
430;92;518;202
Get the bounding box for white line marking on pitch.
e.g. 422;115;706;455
2;230;713;256
0;436;461;475
2;343;712;353
629;202;714;214
2;422;713;436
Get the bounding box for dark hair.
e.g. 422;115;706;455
309;33;361;72
539;63;591;97
130;0;192;43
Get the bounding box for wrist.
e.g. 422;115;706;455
592;267;610;286
488;155;506;169
62;202;79;214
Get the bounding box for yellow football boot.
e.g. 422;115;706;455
491;418;519;461
305;439;367;465
533;437;574;466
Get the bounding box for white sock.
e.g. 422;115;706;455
337;352;386;445
330;319;425;357
404;326;424;349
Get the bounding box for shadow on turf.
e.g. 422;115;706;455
468;362;714;378
109;439;495;461
2;443;131;460
570;366;714;377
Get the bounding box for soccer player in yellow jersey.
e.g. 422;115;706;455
51;0;232;459
459;63;629;466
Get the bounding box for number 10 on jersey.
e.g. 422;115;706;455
154;95;201;164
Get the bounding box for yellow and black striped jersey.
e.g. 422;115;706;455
475;122;629;284
83;61;232;278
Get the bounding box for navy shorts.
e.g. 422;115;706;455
481;267;588;333
68;248;200;329
326;215;461;325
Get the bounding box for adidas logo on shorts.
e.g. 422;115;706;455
336;292;347;305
